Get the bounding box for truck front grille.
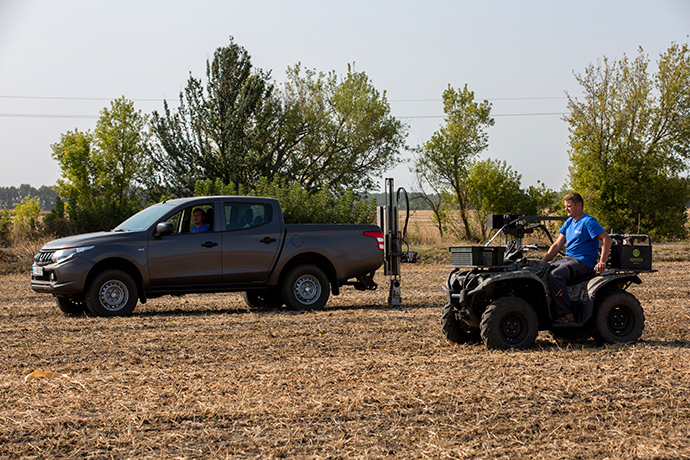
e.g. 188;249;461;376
34;251;55;266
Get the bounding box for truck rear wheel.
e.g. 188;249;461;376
441;303;479;344
85;269;138;317
480;296;538;350
592;290;644;345
282;265;329;311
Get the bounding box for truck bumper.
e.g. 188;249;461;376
30;258;90;296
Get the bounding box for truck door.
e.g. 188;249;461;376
221;201;282;283
148;203;223;286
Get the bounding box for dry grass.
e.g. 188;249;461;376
2;258;690;459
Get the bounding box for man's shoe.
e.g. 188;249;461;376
554;313;575;323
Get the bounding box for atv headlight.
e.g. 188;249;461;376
51;246;95;264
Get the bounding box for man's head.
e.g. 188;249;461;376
563;192;584;219
192;208;205;227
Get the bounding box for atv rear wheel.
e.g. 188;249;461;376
592;290;644;345
441;303;479;344
480;297;538;350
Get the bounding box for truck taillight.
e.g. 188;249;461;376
364;230;385;251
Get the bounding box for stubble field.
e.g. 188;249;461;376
2;252;690;459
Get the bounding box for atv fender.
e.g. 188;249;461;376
465;270;548;309
580;272;642;321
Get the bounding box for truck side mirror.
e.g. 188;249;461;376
156;222;175;237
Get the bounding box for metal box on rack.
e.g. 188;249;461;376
609;234;652;271
449;246;505;267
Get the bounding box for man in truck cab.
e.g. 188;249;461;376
542;192;612;323
191;208;211;233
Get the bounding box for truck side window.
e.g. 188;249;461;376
224;203;272;231
165;204;215;234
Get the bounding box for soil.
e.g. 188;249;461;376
1;261;690;459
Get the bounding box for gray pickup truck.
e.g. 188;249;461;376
31;196;384;316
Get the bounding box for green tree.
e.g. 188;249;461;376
52;98;149;232
566;43;690;239
414;84;494;240
280;63;407;193
11;196;41;239
148;37;278;198
466;159;557;239
193;178;376;224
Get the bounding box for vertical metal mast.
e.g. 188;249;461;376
378;178;402;306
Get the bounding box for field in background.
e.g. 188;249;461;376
2;255;690;458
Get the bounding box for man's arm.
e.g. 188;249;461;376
594;232;611;273
542;233;566;263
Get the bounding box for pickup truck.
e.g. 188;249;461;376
30;196;384;317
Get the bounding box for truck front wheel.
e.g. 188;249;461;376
282;265;329;311
85;269;138;317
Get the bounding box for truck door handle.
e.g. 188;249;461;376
201;241;219;248
260;237;277;244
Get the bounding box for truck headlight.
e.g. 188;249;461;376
51;246;95;264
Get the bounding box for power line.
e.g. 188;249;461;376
0;95;168;102
0;111;568;120
1;94;569;103
0;113;98;119
400;112;567;119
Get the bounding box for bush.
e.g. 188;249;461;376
194;178;377;224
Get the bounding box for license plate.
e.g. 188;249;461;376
31;266;43;277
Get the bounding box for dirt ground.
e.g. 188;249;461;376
1;260;690;459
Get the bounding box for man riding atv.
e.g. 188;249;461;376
542;192;611;323
442;195;651;350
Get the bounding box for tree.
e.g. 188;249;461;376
565;43;690;239
414;84;494;240
279;63;407;193
148;37;278;198
193;177;377;224
466;159;557;239
52;98;149;232
149;38;407;198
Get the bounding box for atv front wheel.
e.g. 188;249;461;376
592;290;644;345
441;303;479;344
480;297;538;350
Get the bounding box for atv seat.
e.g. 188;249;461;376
566;271;598;286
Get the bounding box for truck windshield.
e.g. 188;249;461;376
113;203;177;232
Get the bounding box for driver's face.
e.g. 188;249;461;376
192;210;203;226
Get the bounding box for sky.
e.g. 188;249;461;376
0;0;688;194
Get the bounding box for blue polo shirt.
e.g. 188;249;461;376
191;224;211;233
559;213;606;268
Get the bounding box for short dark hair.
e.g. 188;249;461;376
193;208;205;216
563;192;584;206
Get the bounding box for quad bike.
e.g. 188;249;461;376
441;215;654;350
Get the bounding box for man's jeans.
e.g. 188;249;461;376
548;257;593;318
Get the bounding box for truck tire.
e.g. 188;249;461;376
242;289;283;310
55;296;86;317
592;290;644;345
85;269;138;317
282;265;329;311
441;303;479;344
480;296;538;350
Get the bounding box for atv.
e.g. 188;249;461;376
441;215;654;350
